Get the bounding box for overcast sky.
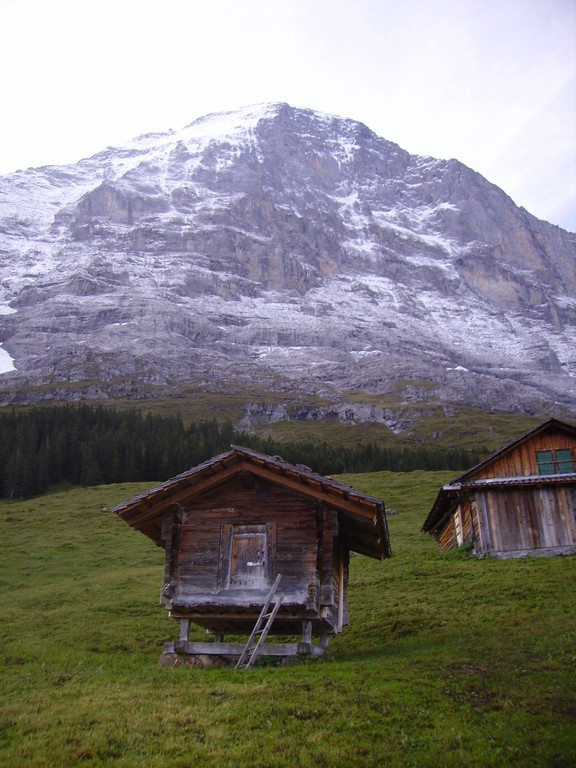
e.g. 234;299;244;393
1;0;575;231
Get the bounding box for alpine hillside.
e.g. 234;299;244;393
1;103;575;431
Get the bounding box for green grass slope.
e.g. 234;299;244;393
1;474;575;767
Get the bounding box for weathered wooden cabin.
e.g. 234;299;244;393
113;446;390;663
422;419;576;558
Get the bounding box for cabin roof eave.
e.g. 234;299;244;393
112;445;391;559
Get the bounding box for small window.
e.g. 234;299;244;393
536;449;575;475
536;451;555;475
556;449;575;474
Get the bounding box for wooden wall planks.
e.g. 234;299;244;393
160;474;344;631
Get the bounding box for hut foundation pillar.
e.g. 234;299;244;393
179;618;190;643
297;620;313;655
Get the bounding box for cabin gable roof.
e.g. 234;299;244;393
113;445;390;560
452;418;576;485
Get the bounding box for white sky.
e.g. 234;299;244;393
1;0;575;231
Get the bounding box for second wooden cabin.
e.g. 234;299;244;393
113;446;391;662
423;418;576;558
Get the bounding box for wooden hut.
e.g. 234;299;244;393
113;446;390;664
422;419;576;558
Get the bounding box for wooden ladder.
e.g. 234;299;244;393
235;574;284;670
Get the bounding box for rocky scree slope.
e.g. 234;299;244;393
0;103;575;424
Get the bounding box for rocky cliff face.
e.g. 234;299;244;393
0;103;575;421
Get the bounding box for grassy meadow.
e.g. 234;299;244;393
1;471;575;767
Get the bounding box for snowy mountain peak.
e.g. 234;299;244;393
0;103;575;421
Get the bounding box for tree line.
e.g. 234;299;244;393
0;404;485;499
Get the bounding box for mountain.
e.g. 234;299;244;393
0;103;575;432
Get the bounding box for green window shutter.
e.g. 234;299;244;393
555;449;575;474
536;451;555;475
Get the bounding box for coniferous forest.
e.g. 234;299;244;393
0;404;484;499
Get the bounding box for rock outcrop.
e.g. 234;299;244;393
0;103;575;419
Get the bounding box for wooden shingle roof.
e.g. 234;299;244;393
113;445;391;560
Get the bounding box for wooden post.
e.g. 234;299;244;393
179;618;190;643
298;620;312;655
337;551;345;633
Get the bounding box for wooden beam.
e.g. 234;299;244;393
166;641;327;658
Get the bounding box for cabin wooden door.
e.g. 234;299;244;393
229;524;268;589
